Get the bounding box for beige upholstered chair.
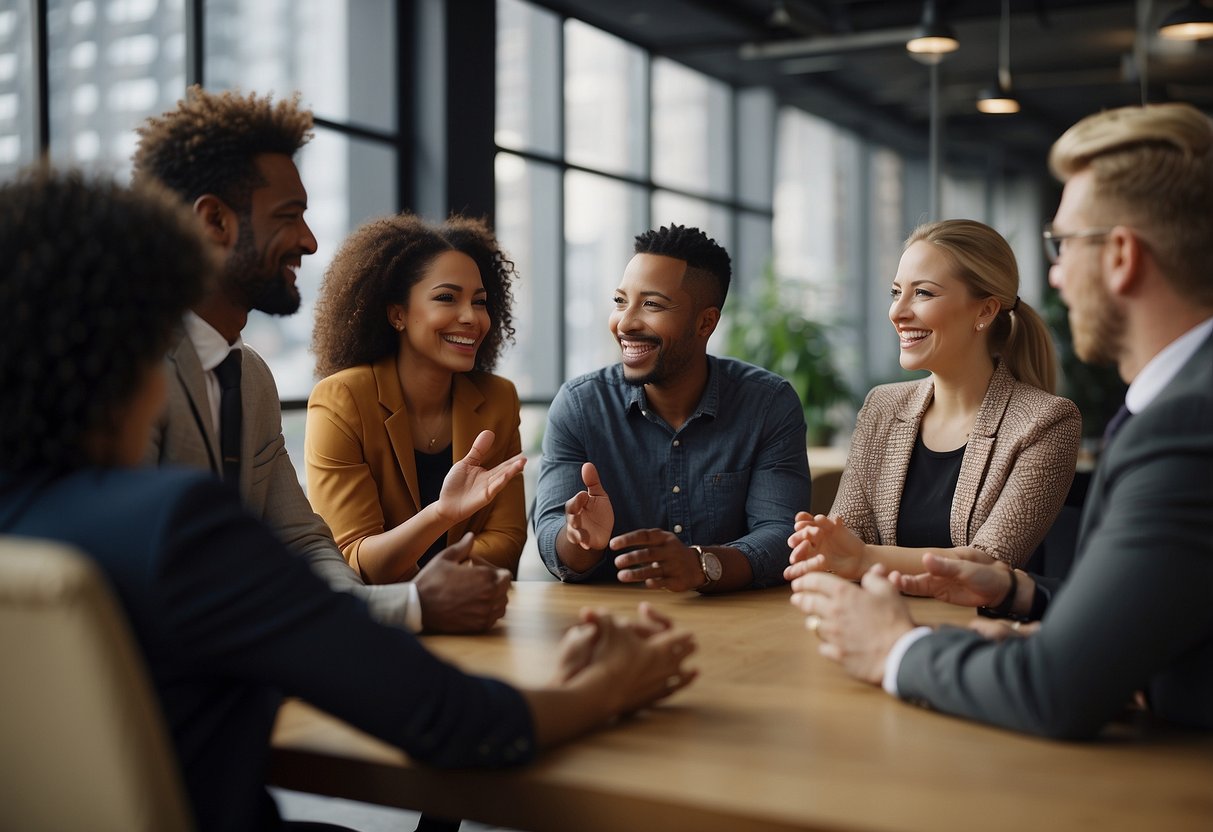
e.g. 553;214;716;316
0;536;194;831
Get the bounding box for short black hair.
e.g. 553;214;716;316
0;169;215;473
131;86;313;212
633;223;732;309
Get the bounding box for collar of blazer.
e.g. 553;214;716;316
372;353;489;511
883;359;1016;547
167;330;222;471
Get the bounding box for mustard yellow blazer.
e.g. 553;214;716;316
304;355;526;580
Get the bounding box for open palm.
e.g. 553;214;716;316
437;429;526;522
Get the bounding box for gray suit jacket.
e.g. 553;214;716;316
147;331;413;627
897;329;1213;739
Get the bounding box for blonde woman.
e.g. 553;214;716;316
788;219;1081;582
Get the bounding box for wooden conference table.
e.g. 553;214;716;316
270;583;1213;832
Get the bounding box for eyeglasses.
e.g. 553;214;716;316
1041;224;1114;264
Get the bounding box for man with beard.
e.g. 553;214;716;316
134;88;511;635
788;103;1213;738
534;224;811;591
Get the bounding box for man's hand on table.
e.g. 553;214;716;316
611;529;705;592
416;533;511;633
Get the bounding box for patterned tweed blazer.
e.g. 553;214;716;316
830;361;1082;567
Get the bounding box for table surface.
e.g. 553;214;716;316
271;582;1213;832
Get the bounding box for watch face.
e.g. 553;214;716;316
702;552;723;581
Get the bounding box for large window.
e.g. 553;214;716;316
494;0;776;423
2;0;403;405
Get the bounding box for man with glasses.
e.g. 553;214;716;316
788;103;1213;739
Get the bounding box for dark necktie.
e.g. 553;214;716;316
1101;402;1132;449
214;349;243;488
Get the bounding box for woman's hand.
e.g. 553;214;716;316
435;429;526;523
784;512;868;581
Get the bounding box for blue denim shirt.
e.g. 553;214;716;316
533;356;811;587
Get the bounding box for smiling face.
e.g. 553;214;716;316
609;253;707;387
392;249;490;374
889;241;995;376
223;153;317;316
1048;170;1125;367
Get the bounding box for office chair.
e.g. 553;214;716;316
0;536;194;831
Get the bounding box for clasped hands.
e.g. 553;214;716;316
554;602;698;716
564;462;705;591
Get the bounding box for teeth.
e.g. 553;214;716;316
620;340;656;356
899;330;929;340
443;334;476;346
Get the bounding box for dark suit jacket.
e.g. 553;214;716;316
897;330;1213;738
147;331;415;626
0;467;534;832
305;357;526;579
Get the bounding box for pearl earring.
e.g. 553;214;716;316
977;322;985;330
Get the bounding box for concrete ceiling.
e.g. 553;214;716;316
538;0;1213;173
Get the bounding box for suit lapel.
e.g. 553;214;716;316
168;334;222;474
882;379;933;544
376;356;422;513
447;374;487;544
951;361;1014;547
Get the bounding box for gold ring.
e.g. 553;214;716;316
666;674;681;689
807;615;821;636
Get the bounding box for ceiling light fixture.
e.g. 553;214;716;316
906;0;959;62
977;0;1019;114
1159;0;1213;40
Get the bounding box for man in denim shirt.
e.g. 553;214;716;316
534;224;811;591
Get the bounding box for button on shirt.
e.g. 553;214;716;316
533;356;812;587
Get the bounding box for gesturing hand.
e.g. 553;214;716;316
564;462;615;552
611;529;704;592
790;565;915;685
784;512;866;581
414;533;512;633
896;552;1013;609
436;429;526;524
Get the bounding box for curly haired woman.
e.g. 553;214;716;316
307;214;527;584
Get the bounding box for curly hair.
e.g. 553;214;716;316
313;213;517;378
0;169;216;474
634;223;732;310
131;85;313;211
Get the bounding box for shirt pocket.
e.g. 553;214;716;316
702;468;751;543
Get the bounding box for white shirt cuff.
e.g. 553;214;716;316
404;581;423;633
882;626;933;698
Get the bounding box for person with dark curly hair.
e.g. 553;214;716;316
134;87;510;635
306;213;527;586
0;170;699;832
533;223;811;591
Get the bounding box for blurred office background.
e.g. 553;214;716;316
2;0;1211;459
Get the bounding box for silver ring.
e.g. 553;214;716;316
651;561;661;573
666;674;681;689
807;615;822;636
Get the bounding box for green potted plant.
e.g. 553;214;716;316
725;265;854;446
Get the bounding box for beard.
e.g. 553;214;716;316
621;332;697;388
224;215;301;316
1069;271;1124;366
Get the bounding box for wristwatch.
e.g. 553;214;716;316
691;545;722;589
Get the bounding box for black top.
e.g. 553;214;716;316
896;433;965;549
415;444;453;567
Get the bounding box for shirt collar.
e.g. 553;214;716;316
183;310;243;373
1125;316;1213;415
623;355;720;421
